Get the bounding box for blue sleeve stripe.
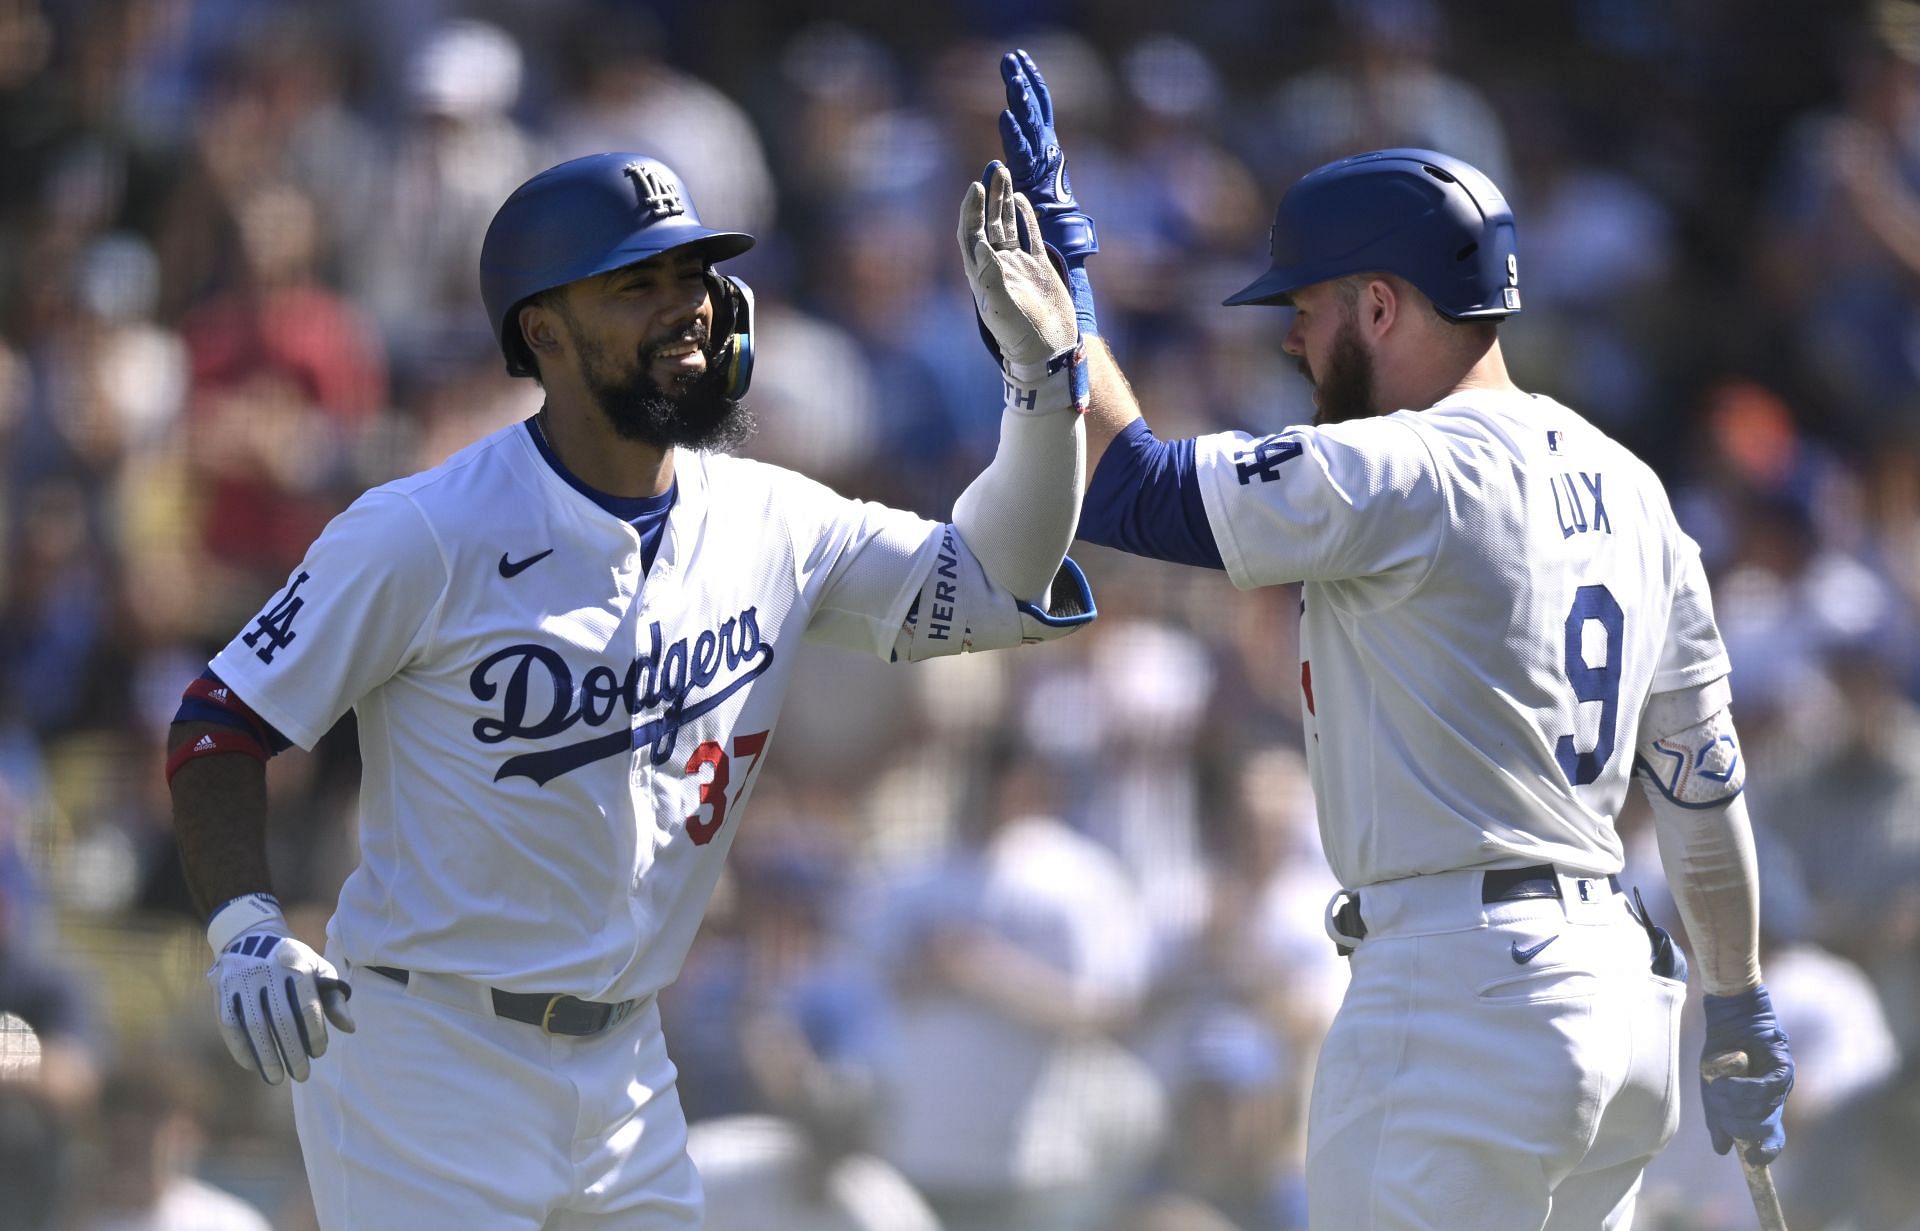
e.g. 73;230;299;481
1078;418;1224;569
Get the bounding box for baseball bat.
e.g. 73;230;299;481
1701;1051;1790;1231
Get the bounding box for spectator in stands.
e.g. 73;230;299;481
70;1067;271;1231
177;180;385;601
857;741;1164;1231
0;814;100;1231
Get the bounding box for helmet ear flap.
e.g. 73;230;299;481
705;271;755;400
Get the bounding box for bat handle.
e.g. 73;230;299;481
1701;1051;1792;1231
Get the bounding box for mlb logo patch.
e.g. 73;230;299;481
1546;430;1562;455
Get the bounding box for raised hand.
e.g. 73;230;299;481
999;49;1097;262
958;162;1078;384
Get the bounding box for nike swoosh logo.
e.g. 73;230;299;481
1511;936;1558;964
498;549;554;578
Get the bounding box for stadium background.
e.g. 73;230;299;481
0;0;1915;1226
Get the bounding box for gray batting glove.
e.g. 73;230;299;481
205;893;355;1085
959;162;1079;386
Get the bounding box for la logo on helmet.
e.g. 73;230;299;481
624;163;685;220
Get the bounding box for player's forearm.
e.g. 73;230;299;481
1645;789;1762;995
1084;336;1143;474
951;376;1086;601
167;721;275;918
1634;683;1762;994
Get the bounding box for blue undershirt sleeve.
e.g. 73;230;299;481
1078;418;1224;569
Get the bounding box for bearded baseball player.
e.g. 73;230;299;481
165;152;1093;1229
992;51;1796;1229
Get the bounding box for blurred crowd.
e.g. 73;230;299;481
0;0;1917;1227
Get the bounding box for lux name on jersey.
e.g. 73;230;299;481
1552;471;1610;539
469;606;773;784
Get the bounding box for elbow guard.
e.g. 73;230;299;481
890;527;1096;662
1636;706;1744;808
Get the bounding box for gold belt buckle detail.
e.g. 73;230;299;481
541;994;569;1035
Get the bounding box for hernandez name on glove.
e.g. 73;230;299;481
206;892;355;1085
958;162;1080;396
998;48;1099;335
1700;984;1795;1165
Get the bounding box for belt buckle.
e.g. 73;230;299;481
540;993;570;1035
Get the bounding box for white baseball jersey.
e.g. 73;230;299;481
211;420;1019;1003
1193;388;1730;887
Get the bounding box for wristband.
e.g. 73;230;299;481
206;891;287;954
1065;264;1099;338
1002;343;1087;414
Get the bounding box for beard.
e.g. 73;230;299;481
575;319;755;452
1304;316;1378;427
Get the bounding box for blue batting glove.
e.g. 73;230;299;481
998;49;1099;336
1700;985;1795;1166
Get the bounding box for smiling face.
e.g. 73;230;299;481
526;246;751;452
1281;277;1378;427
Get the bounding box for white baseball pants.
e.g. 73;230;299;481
1307;869;1684;1230
290;953;701;1230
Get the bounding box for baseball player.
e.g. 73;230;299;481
992;51;1796;1229
164;152;1093;1230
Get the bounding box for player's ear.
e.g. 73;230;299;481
1365;276;1399;336
519;298;565;362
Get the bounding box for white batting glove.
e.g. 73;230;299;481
959;162;1079;385
205;893;355;1085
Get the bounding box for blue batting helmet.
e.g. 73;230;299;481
480;153;756;380
1224;148;1520;320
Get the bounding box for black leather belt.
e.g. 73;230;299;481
366;965;639;1037
1481;864;1621;903
1333;864;1623;954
